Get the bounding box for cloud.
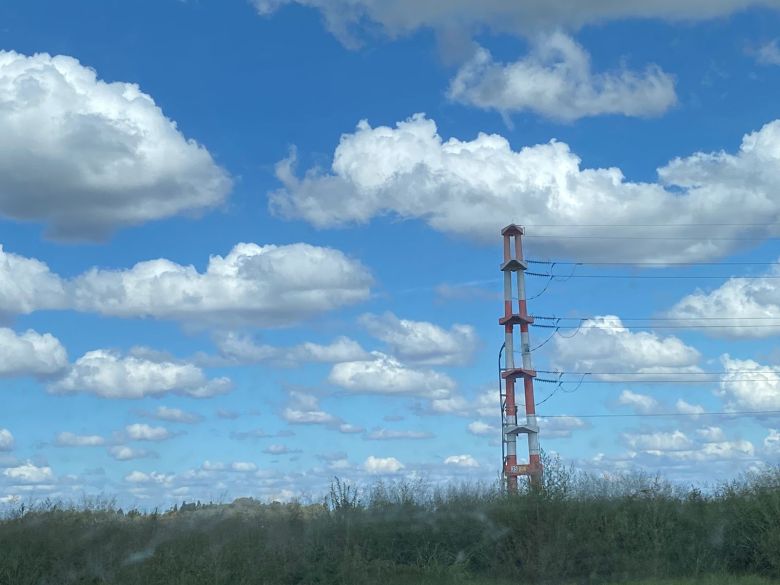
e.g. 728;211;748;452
719;355;780;410
539;416;587;439
282;391;339;425
71;243;372;327
271;115;780;262
765;429;780;454
430;389;495;418
444;454;479;468
212;332;369;366
55;432;105;447
253;0;780;44
3;462;54;484
124;424;172;442
0;328;68;377
668;269;780;338
359;312;478;366
143;406;202;424
448;35;675;122
49;349;232;399
339;423;365;434
124;471;173;485
108;446;154;461
676;399;705;416
756;39;780;65
230;428;294;440
0;429;14;451
0;51;232;240
641;439;755;463
467;420;498;436
0;243;372;327
552;316;702;376
624;430;694;451
618;390;660;414
0;246;67;315
363;455;404;474
230;462;258;471
697;427;726;443
364;428;434;440
329;352;455;398
263;444;301;455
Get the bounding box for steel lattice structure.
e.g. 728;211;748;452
499;225;542;490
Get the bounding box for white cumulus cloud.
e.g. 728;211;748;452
282;391;339;425
618;390;660;414
124;424;172;442
0;429;14;451
668;269;780;338
108;446;154;461
365;428;434;440
676;399;705;416
719;355;780;410
0;246;67;315
449;35;675;121
444;454;480;468
144;406;202;424
49;349;231;399
55;432;105;447
254;0;780;44
624;430;694;452
271;114;780;262
359;312;478;366
329;352;456;398
70;243;372;327
212;332;369;366
0;328;68;378
0;51;232;240
467;420;498;436
3;462;53;484
553;316;702;377
539;416;587;439
363;455;404;474
765;429;780;454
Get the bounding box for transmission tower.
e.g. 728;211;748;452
499;224;542;490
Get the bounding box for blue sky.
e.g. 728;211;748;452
2;0;780;505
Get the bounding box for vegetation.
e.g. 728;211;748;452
1;459;780;585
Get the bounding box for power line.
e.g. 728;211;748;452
541;410;780;419
533;379;779;384
533;323;780;329
534;316;780;322
523;223;780;228
525;235;780;241
537;370;780;376
529;259;780;267
528;271;780;280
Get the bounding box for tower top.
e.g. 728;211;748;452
501;224;524;236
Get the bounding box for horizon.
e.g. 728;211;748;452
2;0;780;508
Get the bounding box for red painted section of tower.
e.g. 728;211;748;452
499;224;543;491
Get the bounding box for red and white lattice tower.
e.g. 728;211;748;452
499;224;542;491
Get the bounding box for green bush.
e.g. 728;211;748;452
2;463;780;585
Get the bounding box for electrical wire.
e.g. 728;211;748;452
537;369;780;376
529;259;780;267
524;235;780;241
540;410;780;419
527;271;780;280
533;316;780;322
522;223;780;228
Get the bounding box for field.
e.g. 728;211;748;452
2;460;780;585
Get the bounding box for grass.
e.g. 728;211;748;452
1;457;780;585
